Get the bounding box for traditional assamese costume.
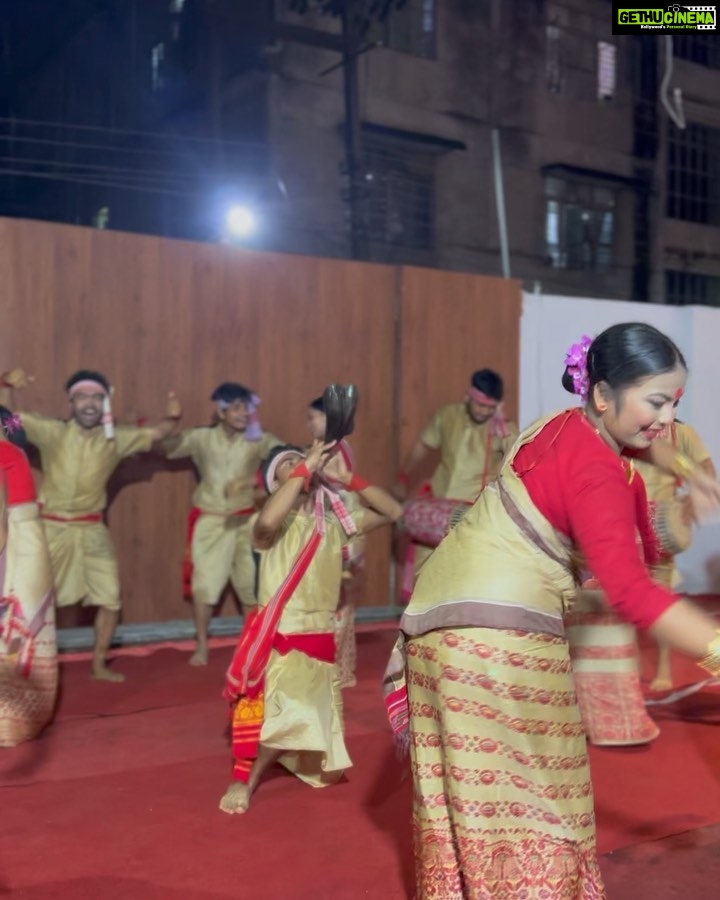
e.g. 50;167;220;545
558;334;661;747
566;421;709;745
224;454;359;787
329;439;364;689
401;391;519;600
20;380;156;611
565;586;660;746
384;409;677;899
167;402;281;611
637;420;710;591
0;440;57;747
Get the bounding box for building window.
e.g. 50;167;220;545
674;35;720;69
363;140;435;254
170;0;186;40
544;177;616;272
151;42;165;91
665;270;720;307
597;42;616;101
666;123;720;225
372;0;436;59
546;25;562;92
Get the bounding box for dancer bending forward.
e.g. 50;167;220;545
385;323;720;899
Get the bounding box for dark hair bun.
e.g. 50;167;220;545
0;405;27;449
560;323;686;403
561;368;577;395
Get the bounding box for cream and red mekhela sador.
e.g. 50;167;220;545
323;436;366;690
385;410;677;899
0;439;57;747
225;481;357;786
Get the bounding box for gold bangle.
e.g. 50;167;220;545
673;452;696;481
698;630;720;677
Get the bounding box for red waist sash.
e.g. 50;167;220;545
229;626;335;784
41;512;103;523
224;528;323;703
224;525;326;783
273;631;336;664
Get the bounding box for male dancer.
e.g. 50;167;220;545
393;369;518;592
164;382;282;665
636;417;715;690
0;367;181;681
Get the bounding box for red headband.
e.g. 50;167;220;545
467;386;498;407
466;386;510;437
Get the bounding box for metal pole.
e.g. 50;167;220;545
491;128;511;278
341;3;364;260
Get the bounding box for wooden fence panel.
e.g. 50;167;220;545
398;266;522;472
0;218;520;627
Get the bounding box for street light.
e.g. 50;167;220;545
225;205;257;239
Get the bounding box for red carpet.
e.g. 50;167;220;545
0;627;719;898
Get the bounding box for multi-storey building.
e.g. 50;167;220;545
3;0;719;304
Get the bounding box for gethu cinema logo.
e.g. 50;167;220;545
618;6;716;27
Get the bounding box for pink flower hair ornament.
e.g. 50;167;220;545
564;335;594;403
2;413;23;436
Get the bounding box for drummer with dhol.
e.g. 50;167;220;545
393;369;519;595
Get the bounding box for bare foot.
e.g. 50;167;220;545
92;663;125;683
219;782;251;815
189;646;209;666
649;676;673;692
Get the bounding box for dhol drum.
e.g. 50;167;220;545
401;497;472;548
649;498;692;559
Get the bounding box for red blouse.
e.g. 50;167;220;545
513;409;677;630
0;442;37;506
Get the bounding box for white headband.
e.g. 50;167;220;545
68;379;109;398
68;379;115;440
263;449;305;494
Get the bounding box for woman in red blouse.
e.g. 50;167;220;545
385;322;720;900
